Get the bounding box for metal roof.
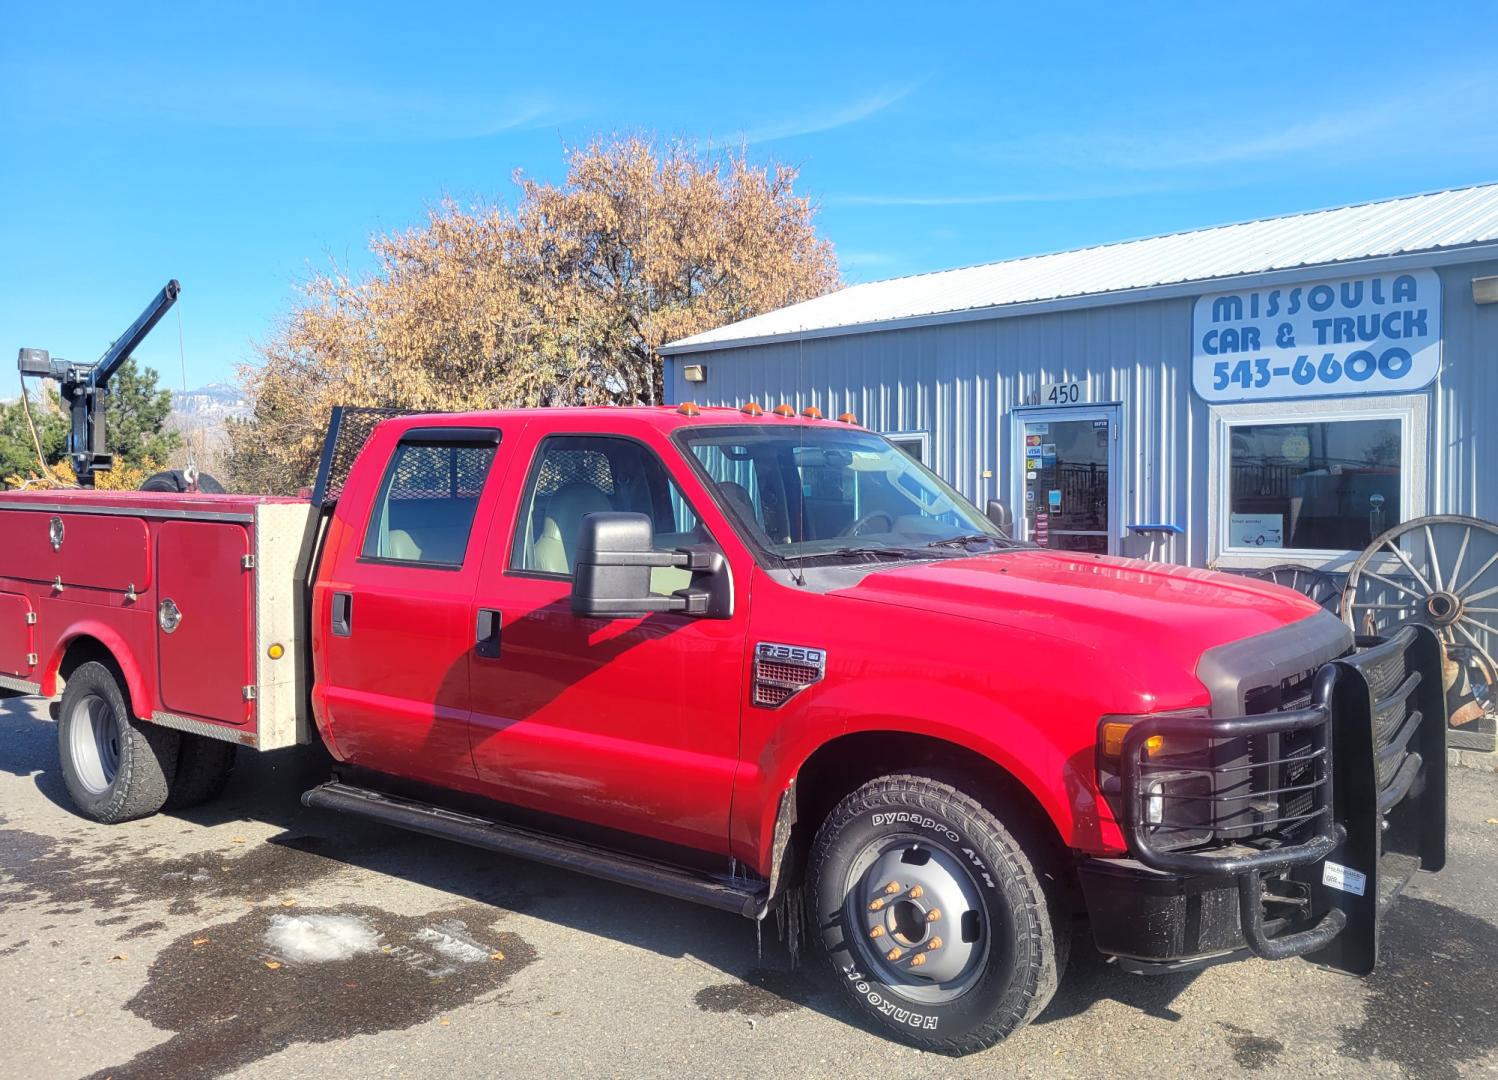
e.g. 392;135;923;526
662;182;1498;354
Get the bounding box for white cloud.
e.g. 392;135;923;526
978;72;1498;173
728;82;920;145
827;179;1191;207
5;63;574;143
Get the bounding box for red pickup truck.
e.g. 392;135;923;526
0;404;1447;1053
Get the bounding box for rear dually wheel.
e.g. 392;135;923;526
57;661;180;823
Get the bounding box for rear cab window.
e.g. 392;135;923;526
362;429;502;568
509;434;707;595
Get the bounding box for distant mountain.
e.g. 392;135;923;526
168;383;250;461
171;382;250;423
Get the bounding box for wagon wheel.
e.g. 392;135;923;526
1341;515;1498;720
1245;564;1343;613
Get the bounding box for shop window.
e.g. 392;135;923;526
1226;419;1402;552
885;432;929;463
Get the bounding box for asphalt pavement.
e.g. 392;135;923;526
2;693;1496;1079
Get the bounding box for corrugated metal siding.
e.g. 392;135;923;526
669;257;1498;567
667;184;1498;352
672;296;1212;565
1432;259;1498;521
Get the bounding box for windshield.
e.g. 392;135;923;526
678;424;1002;562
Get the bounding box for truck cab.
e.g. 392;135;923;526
0;403;1448;1054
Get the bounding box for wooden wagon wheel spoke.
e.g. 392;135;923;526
1456;549;1498;598
1358;569;1422;601
1342;515;1498;724
1424;523;1445;591
1383;538;1435;595
1463;616;1498;639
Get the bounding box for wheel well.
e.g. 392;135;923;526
56;636;136;714
792;731;1070;876
58;635;117;683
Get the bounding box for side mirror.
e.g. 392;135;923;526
570;512;731;619
985;499;1013;537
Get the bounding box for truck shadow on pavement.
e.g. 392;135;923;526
5;695;1498;1078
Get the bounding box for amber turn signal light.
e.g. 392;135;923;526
1101;722;1164;758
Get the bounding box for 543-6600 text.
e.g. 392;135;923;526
1212;346;1413;392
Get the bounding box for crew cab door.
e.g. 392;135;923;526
315;424;514;789
467;426;750;853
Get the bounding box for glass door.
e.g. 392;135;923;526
1014;405;1120;555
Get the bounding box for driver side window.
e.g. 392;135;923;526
510;436;705;595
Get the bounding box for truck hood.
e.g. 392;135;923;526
833;550;1325;705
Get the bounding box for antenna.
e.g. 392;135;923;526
793;326;808;586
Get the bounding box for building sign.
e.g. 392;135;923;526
1229;513;1284;548
1192;269;1441;403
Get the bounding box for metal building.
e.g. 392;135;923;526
661;183;1498;752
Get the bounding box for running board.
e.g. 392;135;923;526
301;781;765;918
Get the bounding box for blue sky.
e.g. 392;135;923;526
3;1;1496;390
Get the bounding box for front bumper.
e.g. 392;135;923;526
1087;623;1448;974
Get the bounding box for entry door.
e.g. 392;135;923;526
467;429;749;855
316;426;514;791
1014;405;1121;555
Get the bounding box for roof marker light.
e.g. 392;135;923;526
801;406;823;419
741;401;764;416
677;401;701;417
772;403;795;417
837;411;858;424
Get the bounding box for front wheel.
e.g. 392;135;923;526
57;661;180;823
808;773;1068;1054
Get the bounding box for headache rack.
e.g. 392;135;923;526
311;406;419;506
1121;623;1447;970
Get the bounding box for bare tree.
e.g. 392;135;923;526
228;136;839;492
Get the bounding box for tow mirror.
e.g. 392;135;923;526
985;499;1013;537
570;512;731;619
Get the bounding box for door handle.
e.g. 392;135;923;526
475;608;502;659
331;592;353;637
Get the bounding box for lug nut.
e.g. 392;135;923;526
886;947;904;961
926;908;941;922
910;953;927;967
927;937;943;950
883;881;902;895
869;926;885;939
868;898;885;912
908;885;924;899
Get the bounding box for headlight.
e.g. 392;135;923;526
1096;711;1217;852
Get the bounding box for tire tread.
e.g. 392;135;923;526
808;771;1068;1055
58;661;179;823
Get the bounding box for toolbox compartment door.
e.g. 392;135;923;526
156;521;253;725
0;593;35;678
0;510;150;591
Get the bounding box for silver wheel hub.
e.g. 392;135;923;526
69;694;120;795
851;841;987;1003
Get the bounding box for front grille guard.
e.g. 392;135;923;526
1121;624;1447;965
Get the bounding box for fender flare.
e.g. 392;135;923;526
42;622;154;721
746;681;1100;878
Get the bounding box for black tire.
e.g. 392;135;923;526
808;772;1068;1054
140;469;225;494
164;733;237;810
57;661;180;823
